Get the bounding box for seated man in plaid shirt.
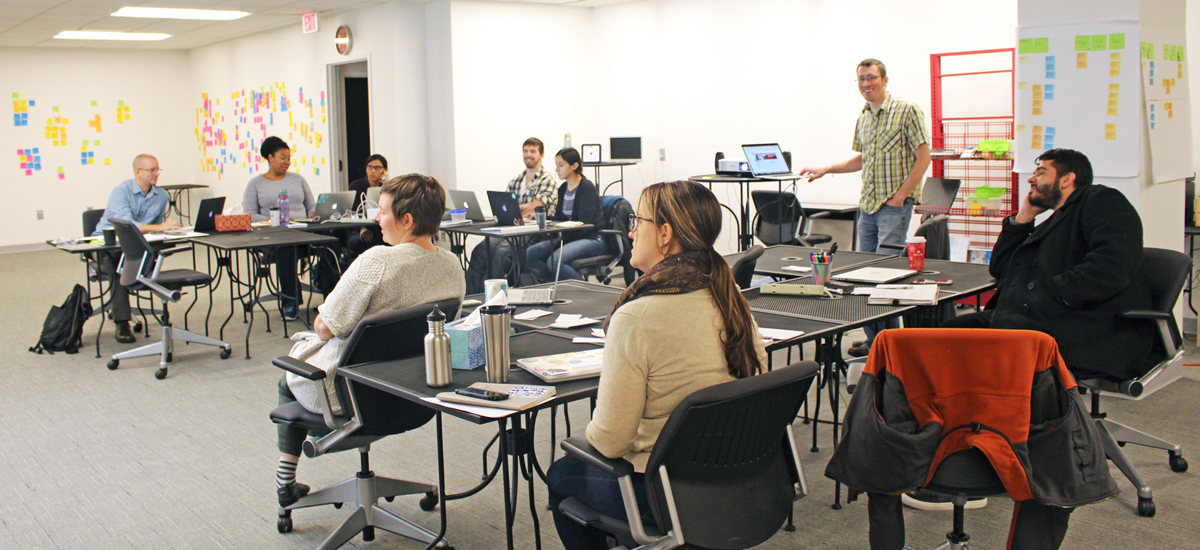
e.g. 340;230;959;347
465;137;559;291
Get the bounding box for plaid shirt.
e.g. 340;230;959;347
853;93;929;214
506;166;558;214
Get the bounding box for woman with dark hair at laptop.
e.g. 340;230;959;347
526;147;606;282
347;154;388;258
274;173;465;511
243;136;316;320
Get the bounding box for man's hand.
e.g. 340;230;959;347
519;204;537;218
885;194;907;208
1013;192;1046;225
359;227;373;243
163;219;182;230
799;166;829;181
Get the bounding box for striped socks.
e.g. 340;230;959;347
276;454;299;488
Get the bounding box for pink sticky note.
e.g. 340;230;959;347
25;169;32;176
58;173;65;180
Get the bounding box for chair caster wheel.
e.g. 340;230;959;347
1138;497;1156;517
220;348;232;359
277;515;293;533
155;368;167;380
384;496;395;502
134;321;143;332
332;502;343;509
1169;453;1188;472
107;359;119;370
420;492;438;511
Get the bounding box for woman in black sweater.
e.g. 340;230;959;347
526;147;606;282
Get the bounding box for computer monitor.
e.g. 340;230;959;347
610;137;642;160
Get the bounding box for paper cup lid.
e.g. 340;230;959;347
907;236;926;243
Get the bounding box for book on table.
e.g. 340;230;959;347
436;383;557;411
865;284;940;306
516;348;604;382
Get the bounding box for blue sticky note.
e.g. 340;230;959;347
33;148;38;154
34;163;40;170
1151;123;1156;130
1150;104;1155;111
1046;85;1054;92
320;98;325;106
1046;71;1056;78
28;100;34;106
1046;56;1055;63
88;151;94;158
81;159;87;165
1045;93;1054;100
315;168;320;175
1151;113;1156;120
1046;127;1055;135
12;114;18;125
1043;143;1052;150
270;113;274;124
1150;78;1155;85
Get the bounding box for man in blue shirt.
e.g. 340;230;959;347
96;154;180;343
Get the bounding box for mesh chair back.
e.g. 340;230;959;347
914;215;951;261
1142;248;1191;314
751;191;801;246
730;245;764;289
83;209;105;236
643;361;818;549
109;218;156;287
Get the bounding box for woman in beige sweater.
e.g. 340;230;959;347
546;180;767;549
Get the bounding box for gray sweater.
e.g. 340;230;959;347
286;243;466;413
242;172;316;222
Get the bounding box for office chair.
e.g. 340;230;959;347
915;448;1008;550
558;360;819;550
730;244;765;289
82;209;108;280
270;298;461;549
570;195;636;286
106;218;231;379
1074;247;1191;517
750;190;833;247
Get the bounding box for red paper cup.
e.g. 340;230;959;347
907;241;926;271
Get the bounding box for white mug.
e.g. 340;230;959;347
484;279;509;302
269;208;280;227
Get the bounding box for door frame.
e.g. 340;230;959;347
325;55;372;192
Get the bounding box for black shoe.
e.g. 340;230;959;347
115;321;136;344
278;482;310;508
846;344;869;358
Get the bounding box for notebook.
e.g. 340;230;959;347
832;267;918;284
742;143;797;180
487;190;524;226
516;348;605;382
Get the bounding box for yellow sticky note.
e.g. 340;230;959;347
1018;125;1028;133
1109;83;1120;91
1110;52;1121;60
1108;108;1118;116
1169;111;1174;118
104;158;110;165
1033;84;1043;92
1077;53;1088;68
1019;56;1029;65
1033;126;1044;133
1033;108;1043;116
1034;99;1044;108
1110;69;1120;77
1018;82;1029;90
1166;102;1173;110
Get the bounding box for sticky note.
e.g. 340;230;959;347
1110;69;1120;77
1110;33;1125;50
1092;35;1107;50
1076;35;1091;51
104;158;110;165
1019;38;1034;54
1019;56;1029;65
1034;38;1049;53
1148;43;1155;59
1077;52;1088;68
1018;82;1029;90
1047;71;1056;79
10;92;16;99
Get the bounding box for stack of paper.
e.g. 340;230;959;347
549;314;600;329
481;225;541;236
863;284;939;306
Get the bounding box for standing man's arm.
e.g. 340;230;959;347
884;143;930;207
799;154;863;181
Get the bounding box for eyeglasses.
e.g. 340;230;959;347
628;214;655;231
855;75;881;84
366;164;385;171
137;167;162;174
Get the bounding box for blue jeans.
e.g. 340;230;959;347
857;198;914;346
546;454;654;550
527;236;606;283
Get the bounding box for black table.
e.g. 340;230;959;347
189;227;338;358
340;330;603;550
158;184;209;224
442;222;595;287
725;244;895;281
582;160;638;196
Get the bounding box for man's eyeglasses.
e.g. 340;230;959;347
366;164;385;171
628;214;655;231
137;167;162;174
855;75;881;84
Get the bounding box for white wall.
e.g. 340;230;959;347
0;48;192;248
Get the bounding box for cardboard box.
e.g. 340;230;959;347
446;319;485;370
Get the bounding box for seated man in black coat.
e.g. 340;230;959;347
944;148;1154;381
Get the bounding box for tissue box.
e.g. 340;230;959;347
446;319;485;370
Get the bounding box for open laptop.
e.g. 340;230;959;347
192;197;226;233
508;240;565;305
918;177;962;213
448;190;488;222
742;143;798;180
832;266;918;284
311;191;356;222
365;187;381;207
487;190;524;226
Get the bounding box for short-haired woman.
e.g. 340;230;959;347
526;147;607;282
273;173;466;508
242;136;317;320
545;180;767;549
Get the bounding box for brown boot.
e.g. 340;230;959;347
115;321;136;344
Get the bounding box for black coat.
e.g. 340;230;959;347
552;177;605;242
989;184;1154;380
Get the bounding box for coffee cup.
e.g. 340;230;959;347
534;206;547;230
102;228;116;247
907;236;927;271
484;279;509;302
269;207;280;227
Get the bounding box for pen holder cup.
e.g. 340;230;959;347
480;305;515;383
811;261;833;286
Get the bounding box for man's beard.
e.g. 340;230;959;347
1028;181;1061;209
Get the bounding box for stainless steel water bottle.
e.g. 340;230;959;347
424;306;452;387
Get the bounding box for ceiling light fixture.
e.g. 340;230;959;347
54;30;171;41
111;7;250;21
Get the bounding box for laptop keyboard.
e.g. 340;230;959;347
510;289;553;303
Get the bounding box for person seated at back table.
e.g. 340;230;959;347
545;180;767;550
347;154;389;259
242;136;316;321
273;173;466;509
526;147;606;282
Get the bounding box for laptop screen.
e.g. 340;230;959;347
742;144;790;176
919;177;961;209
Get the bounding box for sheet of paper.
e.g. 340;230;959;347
591;328;605;338
421;397;516;419
514;309;553;320
758;328;805;341
549;314;600;328
780;265;812;272
572;337;606;344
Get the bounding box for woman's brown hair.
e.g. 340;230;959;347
640;181;763;378
381;173;446;237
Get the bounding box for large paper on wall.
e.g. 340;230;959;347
1140;26;1193;184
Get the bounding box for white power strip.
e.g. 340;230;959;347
760;282;826;296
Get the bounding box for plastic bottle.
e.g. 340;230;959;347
278;189;290;227
564;133;572;148
424;307;452;387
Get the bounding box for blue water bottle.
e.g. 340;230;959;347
278;189;290;227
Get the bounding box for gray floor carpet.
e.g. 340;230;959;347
3;248;1198;549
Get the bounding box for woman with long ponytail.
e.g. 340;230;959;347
545;180;766;549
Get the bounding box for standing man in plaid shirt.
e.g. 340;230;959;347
801;59;931;358
466;137;559;290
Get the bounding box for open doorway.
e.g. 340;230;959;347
327;59;370;191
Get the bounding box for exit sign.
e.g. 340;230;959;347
302;12;318;34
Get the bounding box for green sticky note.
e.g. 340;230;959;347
1091;35;1107;50
1109;33;1125;50
1169;45;1177;61
90;100;97;107
118;100;124;107
1148;42;1155;59
1076;35;1092;51
1019;38;1034;54
11;92;17;99
1180;48;1185;61
57;167;64;174
52;106;59;113
1034;37;1049;53
94;140;100;146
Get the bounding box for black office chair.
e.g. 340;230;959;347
915;448;1009;550
270;298;461;548
570;195;636;286
1075;247;1190;517
82;209;107;279
731;244;765;289
558;360;819;550
106;218;231;379
750;190;833;247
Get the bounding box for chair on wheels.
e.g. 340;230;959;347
750;190;833;247
270;298;461;549
730;244;765;289
82;209;109;281
916;448;1008;550
570;195;636;286
557;360;819;550
106;218;231;379
1074;247;1191;517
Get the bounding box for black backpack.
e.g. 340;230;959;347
29;284;93;355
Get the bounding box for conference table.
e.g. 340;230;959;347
441;221;595;288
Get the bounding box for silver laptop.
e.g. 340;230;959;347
742;143;797;180
312;191;356;222
365;187;381;207
448;190;488;222
833;267;918;284
508;241;565;305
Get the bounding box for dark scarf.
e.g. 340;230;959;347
603;250;711;331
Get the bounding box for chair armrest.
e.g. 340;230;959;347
1118;310;1172;321
561;436;634;479
808;211;831;220
157;245;193;256
272;356;327;380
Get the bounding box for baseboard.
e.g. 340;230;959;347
0;242;55;254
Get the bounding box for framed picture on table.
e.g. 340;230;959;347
581;144;601;163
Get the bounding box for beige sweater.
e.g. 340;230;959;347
586;289;767;472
